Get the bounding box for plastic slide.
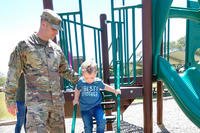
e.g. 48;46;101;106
158;56;200;128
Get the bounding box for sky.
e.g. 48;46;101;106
0;0;187;75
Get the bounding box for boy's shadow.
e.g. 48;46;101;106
112;121;170;133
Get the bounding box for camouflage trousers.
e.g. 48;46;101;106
26;103;65;133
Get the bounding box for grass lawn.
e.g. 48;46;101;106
133;88;171;104
0;92;15;121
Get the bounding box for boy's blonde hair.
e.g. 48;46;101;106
81;60;97;74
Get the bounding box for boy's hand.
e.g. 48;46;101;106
73;100;79;106
115;89;121;96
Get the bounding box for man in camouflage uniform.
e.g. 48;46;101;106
5;9;79;133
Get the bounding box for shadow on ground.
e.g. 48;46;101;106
113;120;143;133
157;124;170;133
113;121;171;133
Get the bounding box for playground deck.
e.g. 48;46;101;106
0;97;199;133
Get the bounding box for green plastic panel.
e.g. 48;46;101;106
152;0;173;74
158;56;200;128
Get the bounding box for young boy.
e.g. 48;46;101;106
73;60;121;133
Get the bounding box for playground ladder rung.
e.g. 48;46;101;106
92;115;116;124
102;95;114;100
101;101;115;105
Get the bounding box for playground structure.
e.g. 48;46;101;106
42;0;200;132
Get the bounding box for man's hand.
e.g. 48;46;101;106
7;104;17;116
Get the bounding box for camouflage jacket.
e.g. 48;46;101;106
5;33;78;106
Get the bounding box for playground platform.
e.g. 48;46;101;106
0;97;199;133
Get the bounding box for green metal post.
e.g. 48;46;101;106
71;104;77;133
116;60;121;133
163;27;167;59
131;7;136;82
167;19;170;61
79;0;86;60
73;14;80;67
67;14;74;68
97;30;103;78
111;0;117;88
117;10;124;85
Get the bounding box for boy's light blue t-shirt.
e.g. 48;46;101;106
77;77;105;111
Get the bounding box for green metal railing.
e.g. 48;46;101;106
109;0;143;86
59;0;103;90
59;0;144;89
59;1;146;132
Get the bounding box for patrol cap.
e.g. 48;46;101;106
41;9;62;30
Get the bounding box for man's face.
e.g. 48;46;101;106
44;21;58;40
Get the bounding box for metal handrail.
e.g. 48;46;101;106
116;60;121;133
71;104;77;133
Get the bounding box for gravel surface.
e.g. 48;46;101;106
121;97;200;133
1;97;199;133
